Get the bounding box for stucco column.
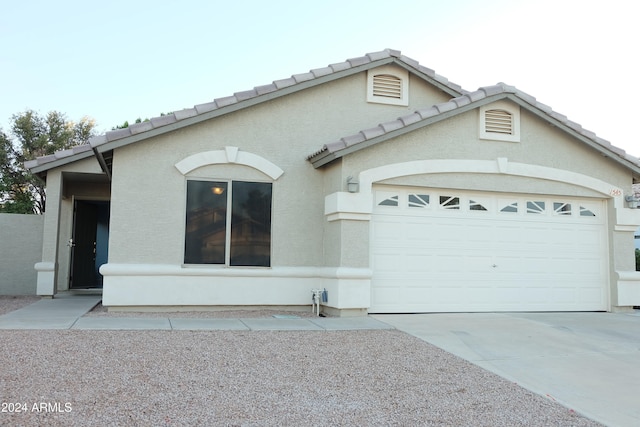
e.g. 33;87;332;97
35;171;62;297
613;200;640;308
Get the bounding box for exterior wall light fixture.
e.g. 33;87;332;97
347;176;359;193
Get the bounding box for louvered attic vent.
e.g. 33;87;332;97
485;109;513;134
372;74;402;99
367;66;408;106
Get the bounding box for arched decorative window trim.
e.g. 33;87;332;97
175;146;284;180
324;158;627;224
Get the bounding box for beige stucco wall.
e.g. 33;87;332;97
36;155;109;293
0;214;44;294
107;69;454;268
326;99;640;308
55;180;110;291
38;65;640;309
342;106;631;190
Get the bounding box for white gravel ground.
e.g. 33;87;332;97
0;298;602;426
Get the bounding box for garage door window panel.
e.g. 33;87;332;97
554;202;572;215
500;201;519;213
408;194;430;208
469;200;488;211
527;201;546;214
580;206;596;217
440;196;460;210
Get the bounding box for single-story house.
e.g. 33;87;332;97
26;49;640;315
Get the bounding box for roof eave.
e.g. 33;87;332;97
311;92;640;175
504;94;640;175
27;150;96;174
393;60;465;98
310;94;505;168
94;57;407;154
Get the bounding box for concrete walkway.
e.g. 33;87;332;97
373;312;640;427
0;294;102;329
0;295;392;331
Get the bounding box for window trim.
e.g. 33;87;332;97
183;178;273;268
479;101;520;142
367;65;409;106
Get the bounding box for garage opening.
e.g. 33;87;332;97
370;186;608;313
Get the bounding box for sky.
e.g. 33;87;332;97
2;0;639;156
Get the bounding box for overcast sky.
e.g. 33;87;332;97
2;0;638;156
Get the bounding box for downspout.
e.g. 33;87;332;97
92;147;112;181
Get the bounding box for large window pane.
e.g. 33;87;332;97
184;181;227;264
230;181;272;267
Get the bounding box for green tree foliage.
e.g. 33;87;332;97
0;110;97;214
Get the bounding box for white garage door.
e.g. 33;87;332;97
370;187;608;313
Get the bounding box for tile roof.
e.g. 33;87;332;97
24;143;94;171
307;83;640;172
26;49;467;173
24;50;640;176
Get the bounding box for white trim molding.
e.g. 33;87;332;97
100;264;372;312
35;261;56;296
175;146;284;179
616;271;640;306
325;158;640;229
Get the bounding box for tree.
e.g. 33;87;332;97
0;110;97;214
0;130;34;213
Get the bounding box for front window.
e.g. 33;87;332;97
184;180;272;267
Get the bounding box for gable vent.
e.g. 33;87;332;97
372;74;402;99
485;109;513;135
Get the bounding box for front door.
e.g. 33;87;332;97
69;200;110;289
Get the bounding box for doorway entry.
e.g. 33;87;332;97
69;200;110;289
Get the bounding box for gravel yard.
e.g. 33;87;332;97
0;295;39;315
0;297;601;426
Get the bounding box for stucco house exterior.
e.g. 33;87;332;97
26;49;640;315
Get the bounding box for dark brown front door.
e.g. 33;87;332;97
69;200;109;289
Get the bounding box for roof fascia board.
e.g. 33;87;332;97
313;93;640;175
311;95;504;168
504;94;640;174
393;61;464;97
29;150;95;174
95;58;399;154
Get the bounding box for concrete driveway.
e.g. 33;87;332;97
373;312;640;427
